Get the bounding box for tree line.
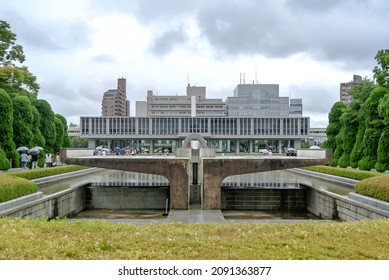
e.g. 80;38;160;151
323;49;389;172
0;20;70;170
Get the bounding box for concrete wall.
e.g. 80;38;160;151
221;188;306;210
0;185;86;219
297;148;328;158
305;185;389;220
86;187;169;210
60;148;94;162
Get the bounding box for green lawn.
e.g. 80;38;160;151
0;218;388;260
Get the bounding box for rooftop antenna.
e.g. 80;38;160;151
187;72;190;86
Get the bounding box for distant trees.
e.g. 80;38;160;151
324;49;389;171
0;20;69;170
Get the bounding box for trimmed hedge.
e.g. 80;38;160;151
355;175;389;202
301;165;383;181
0;174;37;203
11;165;89;180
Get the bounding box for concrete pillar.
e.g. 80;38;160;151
88;139;96;148
150;139;154;153
249;140;253;153
227;140;230;152
236;139;240;154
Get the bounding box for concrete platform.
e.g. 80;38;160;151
166;210;226;224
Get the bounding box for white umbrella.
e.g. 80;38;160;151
32;146;44;151
16;146;29;152
28;148;40;154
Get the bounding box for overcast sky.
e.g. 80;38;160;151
1;0;388;127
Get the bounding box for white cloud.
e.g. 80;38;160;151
0;0;386;128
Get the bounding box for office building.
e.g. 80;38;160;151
226;84;302;117
101;78;130;116
139;84;225;117
340;75;362;104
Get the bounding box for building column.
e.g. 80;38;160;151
249;140;253;153
227;140;230;152
150;139;154;153
236;139;240;154
88;139;96;149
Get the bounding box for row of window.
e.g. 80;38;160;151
81;117;309;136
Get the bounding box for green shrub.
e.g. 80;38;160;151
355;175;389;202
0;148;9;171
0;174;37;202
375;129;389;172
301;165;383;181
12;165;89;180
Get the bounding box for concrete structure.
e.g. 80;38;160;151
62;146;331;210
80;116;309;152
226;84;302;117
141;84;225;117
101;78;130;116
309;127;327;147
340;74;362;104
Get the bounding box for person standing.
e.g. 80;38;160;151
31;153;38;169
55;153;62;166
20;152;28;169
45;152;52;167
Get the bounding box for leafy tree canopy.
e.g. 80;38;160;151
373;49;389;88
0;20;39;97
0;20;25;66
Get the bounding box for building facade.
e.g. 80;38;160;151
101;78;130;116
138;84;226;117
226;84;302;117
84;80;313;153
80;116;309;153
340;75;362;104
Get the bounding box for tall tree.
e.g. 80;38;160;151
349;79;376;168
0;20;39;97
55;114;70;148
0;89;18;167
12;95;34;148
0;20;25;66
33;99;56;153
357;86;388;170
323;101;346;166
373;49;389;88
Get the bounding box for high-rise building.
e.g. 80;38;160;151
101;78;130;116
226;84;302;117
340;75;362;104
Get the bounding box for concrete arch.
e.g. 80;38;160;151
182;133;208;148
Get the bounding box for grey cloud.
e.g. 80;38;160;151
1;11;92;52
194;0;389;69
149;27;187;56
90;54;116;63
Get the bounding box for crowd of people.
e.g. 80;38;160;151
18;151;62;169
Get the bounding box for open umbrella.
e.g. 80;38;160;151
28;148;40;154
32;146;44;151
16;146;29;153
